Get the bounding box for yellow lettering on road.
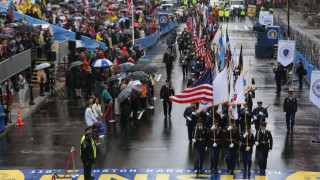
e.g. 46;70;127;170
134;174;148;180
99;174;129;180
156;174;170;180
0;170;25;179
286;171;320;180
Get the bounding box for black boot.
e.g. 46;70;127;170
291;123;294;132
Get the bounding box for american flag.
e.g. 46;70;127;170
170;69;213;103
193;32;198;48
205;49;212;70
196;36;206;56
127;0;132;14
186;17;193;32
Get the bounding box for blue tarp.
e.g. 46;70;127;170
134;21;178;49
0;6;105;51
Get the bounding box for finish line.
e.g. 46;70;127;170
1;168;320;180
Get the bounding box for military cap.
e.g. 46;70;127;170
261;122;267;127
257;101;263;104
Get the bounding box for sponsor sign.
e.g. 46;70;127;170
277;40;295;66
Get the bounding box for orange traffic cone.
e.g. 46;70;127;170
17;110;24;126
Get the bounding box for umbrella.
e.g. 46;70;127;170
135;10;143;14
118;87;132;103
88;21;96;24
145;17;153;21
76;40;84;48
119;62;134;71
131;71;148;80
118;17;129;23
121;29;132;35
51;4;60;8
130;64;145;72
6;22;23;28
175;11;183;15
137;58;151;65
128;80;142;91
120;8;128;12
35;63;51;70
1;27;11;33
17;24;38;32
91;59;113;67
108;6;115;10
71;61;83;67
90;1;98;6
106;75;120;83
0;33;13;39
141;65;158;75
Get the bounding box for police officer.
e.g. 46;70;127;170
80;127;96;180
255;122;273;175
208;120;224;174
225;8;230;22
184;103;198;143
163;48;175;79
283;89;297;132
192;119;208;174
240;8;246;21
219;8;224;22
251;101;268;131
223;119;239;175
240;130;255;175
160;80;175;118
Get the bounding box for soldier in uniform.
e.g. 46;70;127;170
255;122;273;175
223;119;239;175
160;80;175;118
251;101;268;131
192;119;208;174
240;130;255;175
163;48;175;80
283;89;297;132
208;120;224;174
246;88;255;111
239;107;252;132
183;103;198;144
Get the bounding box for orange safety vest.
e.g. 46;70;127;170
140;84;147;98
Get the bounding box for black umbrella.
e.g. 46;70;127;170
141;66;158;75
131;71;148;80
106;75;120;83
130;64;145;72
17;24;38;32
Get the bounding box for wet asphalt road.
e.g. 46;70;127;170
0;20;319;172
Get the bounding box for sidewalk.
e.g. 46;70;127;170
273;7;320;48
0;81;65;139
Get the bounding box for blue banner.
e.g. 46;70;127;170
159;13;169;28
1;168;320;179
267;26;279;46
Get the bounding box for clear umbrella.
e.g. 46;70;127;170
35;63;51;70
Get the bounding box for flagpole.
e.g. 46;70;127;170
212;106;215;144
132;2;134;45
228;65;233;145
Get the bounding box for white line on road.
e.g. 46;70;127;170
157;74;162;81
244;26;249;30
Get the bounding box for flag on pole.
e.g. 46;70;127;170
212;25;221;45
170;69;213;104
218;36;226;70
212;67;229;105
230;72;246;105
196;36;206;56
197;101;213;112
187;17;193;31
226;28;230;54
238;45;243;72
205;49;212;70
127;0;132;14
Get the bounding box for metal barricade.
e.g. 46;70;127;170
0;50;32;83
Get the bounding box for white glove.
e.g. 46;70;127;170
246;111;249;114
205;147;208;151
160;99;164;102
243;132;248;138
249;92;252;95
284;112;286;115
192;139;196;143
213;143;217;147
255;142;259;146
206;112;210;116
220;114;224;118
192;111;197;115
187;116;192;121
269;149;272;152
210;125;216;131
246;146;251;151
229;143;234;148
259;112;263;116
227;126;233;131
254;115;257;120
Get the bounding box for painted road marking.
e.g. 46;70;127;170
157;74;162;81
244;26;249;30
